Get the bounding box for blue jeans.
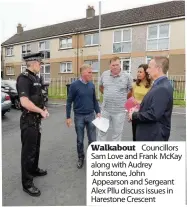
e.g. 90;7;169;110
74;113;96;159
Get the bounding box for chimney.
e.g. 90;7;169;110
86;5;95;19
17;23;23;34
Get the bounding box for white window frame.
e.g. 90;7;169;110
40;64;50;82
38;40;50;59
59;37;72;49
145;56;153;64
120;58;131;74
84;33;99;46
22;44;31;53
60;62;72;73
146;23;170;51
113;28;132;54
21;44;31;58
6;47;13;56
6;67;14;75
84;60;99;72
21;65;27;73
38;40;50;51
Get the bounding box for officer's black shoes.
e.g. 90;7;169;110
77;158;84;169
32;168;47;177
23;184;41;197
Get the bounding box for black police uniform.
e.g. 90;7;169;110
16;52;47;197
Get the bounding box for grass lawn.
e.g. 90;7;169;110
48;86;186;106
173;100;186;106
48;86;67;99
173;91;185;100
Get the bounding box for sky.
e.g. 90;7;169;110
0;0;174;44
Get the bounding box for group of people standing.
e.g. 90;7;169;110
66;55;173;168
16;52;173;197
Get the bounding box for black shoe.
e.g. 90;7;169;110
77;159;84;169
23;185;41;197
32;168;47;177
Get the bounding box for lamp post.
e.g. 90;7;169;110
97;1;101;100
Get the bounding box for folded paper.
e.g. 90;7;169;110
92;117;109;132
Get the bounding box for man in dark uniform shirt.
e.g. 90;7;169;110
16;52;49;197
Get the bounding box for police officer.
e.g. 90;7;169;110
16;52;49;197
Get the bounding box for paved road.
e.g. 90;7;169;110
2;104;186;206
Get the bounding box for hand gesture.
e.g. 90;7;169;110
96;113;101;118
40;110;49;119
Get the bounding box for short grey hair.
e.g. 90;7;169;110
154;56;169;74
80;64;92;73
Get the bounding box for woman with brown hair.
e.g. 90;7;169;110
130;64;152;141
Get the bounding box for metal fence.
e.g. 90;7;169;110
47;76;100;98
47;75;186;101
167;75;185;100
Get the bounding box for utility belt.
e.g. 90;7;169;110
21;110;41;129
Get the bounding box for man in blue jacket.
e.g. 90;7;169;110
66;64;101;168
129;56;173;141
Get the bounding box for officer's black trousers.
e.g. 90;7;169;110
20;116;41;188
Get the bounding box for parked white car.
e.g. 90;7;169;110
1;91;11;116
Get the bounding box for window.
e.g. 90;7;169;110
39;41;49;50
40;64;50;82
60;62;72;73
113;29;132;53
6;47;13;56
38;40;50;59
22;44;31;53
85;33;99;46
120;58;131;73
60;37;72;49
84;60;99;72
22;44;31;58
6;67;14;75
41;51;50;59
21;65;27;73
147;24;169;51
146;56;153;64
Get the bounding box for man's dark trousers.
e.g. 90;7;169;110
74;113;96;159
